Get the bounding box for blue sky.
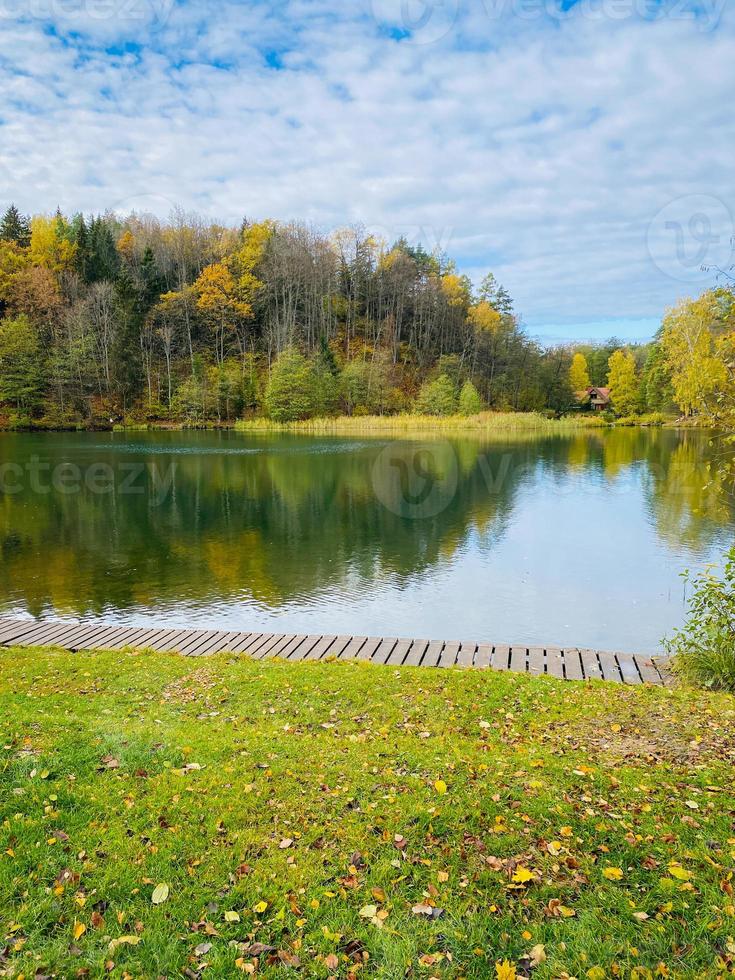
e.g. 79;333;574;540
1;0;733;342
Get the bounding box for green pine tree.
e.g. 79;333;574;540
458;380;482;415
0;204;31;247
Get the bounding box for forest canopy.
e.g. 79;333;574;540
0;203;731;427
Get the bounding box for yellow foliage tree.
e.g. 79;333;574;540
441;273;470;309
29;216;76;275
195;262;249;362
116;229;136;262
468;300;502;336
606;349;638;416
569;352;590;391
659;291;732;420
232;221;271;311
0;240;31;302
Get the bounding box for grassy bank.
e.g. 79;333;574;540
2;647;734;978
1;411;684;436
234;411;608;436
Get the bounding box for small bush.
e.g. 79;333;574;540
615;412;666;427
458;380;482;416
264;347;316;422
416;374;457;416
664;550;735;691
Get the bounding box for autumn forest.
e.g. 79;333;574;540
0;203;733;428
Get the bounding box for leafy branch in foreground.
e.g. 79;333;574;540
664;546;735;691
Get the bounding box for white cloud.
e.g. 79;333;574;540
0;0;733;339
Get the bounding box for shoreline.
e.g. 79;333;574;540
0;409;692;436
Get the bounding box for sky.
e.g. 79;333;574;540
1;0;733;343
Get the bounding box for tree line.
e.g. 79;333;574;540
565;288;735;421
0;202;732;426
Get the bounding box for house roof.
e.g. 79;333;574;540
587;386;611;400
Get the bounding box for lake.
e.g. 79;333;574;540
0;427;733;653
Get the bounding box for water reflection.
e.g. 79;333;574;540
0;428;732;650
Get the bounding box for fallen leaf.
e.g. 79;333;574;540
151;883;169;905
511;866;534;884
603;867;624;881
529;944;546;967
434;779;447;795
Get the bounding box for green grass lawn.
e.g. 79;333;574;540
1;648;734;979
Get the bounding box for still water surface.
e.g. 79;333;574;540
0;428;733;653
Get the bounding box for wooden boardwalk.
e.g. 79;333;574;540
0;617;671;685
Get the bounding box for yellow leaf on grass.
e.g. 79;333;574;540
73;921;86;941
253;901;268;914
603;867;624;881
512;867;534;884
224;911;240;923
434;780;448;795
668;865;693;881
495;960;517;980
151;883;169;905
587;968;606;980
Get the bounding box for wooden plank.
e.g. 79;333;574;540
635;655;664;686
579;648;604;681
64;623;120;650
372;638;398;665
0;616;667;688
527;647;545;676
125;628;172;651
0;620;40;644
617;653;642;685
173;630;217;655
4;620;71;646
652;656;675;687
438;640;460;668
421;640;445;668
191;631;242;656
338;636;367;660
88;626;143;650
475;644;493;669
403;639;429;667
249;633;287;659
355;636;381;662
263;634;297;659
278;635;311;659
302;635;336;661
227;632;262;654
150;629;199;652
322;635;353;659
19;621;86;647
543;646;565;679
286;635;322;660
456;642;476;668
597;650;623;683
509;646;528;674
237;633;275;657
384;637;411;666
